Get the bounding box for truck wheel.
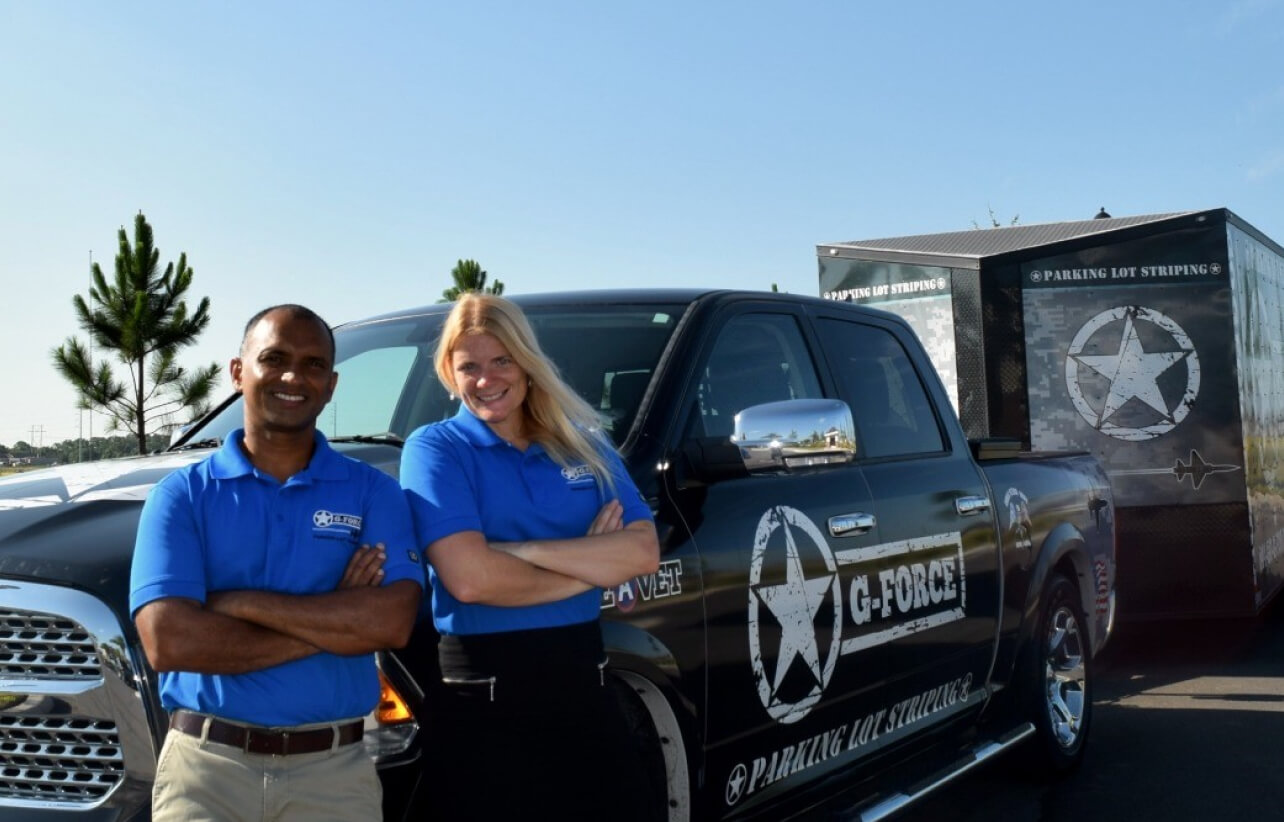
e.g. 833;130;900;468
1023;572;1092;773
609;676;671;821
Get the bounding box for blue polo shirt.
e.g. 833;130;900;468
129;429;423;727
401;407;651;635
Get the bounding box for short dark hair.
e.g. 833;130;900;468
241;304;336;361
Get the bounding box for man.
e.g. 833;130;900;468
130;304;423;821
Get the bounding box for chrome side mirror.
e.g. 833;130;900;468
732;399;856;472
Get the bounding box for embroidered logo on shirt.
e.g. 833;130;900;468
561;464;594;485
312;509;362;531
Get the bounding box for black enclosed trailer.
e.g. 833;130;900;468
818;208;1284;619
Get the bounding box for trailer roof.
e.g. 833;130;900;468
821;211;1199;262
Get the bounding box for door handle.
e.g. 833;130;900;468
829;513;875;537
955;496;991;517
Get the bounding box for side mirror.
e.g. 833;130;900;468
733;399;856;472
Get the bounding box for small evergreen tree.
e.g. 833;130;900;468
438;259;504;302
52;212;221;455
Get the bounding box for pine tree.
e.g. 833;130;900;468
438;259;505;302
52;212;220;455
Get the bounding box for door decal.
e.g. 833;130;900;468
748;505;967;724
748;506;842;725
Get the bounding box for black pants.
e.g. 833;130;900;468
412;621;659;821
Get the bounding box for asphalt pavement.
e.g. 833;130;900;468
894;595;1284;821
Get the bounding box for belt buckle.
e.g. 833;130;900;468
244;728;288;756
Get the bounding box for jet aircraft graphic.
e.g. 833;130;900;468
1172;449;1240;489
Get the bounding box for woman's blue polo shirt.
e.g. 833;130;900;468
129;429;423;727
401;407;652;636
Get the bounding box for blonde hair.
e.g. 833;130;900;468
435;293;617;493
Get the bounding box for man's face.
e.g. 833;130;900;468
231;310;337;434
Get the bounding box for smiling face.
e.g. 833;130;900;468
231;308;338;436
450;331;528;442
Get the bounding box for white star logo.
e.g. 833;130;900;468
725;763;748;805
1065;306;1199;441
313;510;334;528
747;506;842;724
757;530;832;691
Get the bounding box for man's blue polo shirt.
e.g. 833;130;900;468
401;407;652;636
129;429;423;727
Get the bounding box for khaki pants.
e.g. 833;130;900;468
152;723;382;822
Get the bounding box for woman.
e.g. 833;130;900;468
400;293;661;820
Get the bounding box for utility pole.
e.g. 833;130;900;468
85;250;94;461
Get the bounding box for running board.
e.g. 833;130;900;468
838;723;1036;821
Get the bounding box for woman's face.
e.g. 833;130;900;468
450;332;529;439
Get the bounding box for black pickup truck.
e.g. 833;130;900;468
0;289;1115;821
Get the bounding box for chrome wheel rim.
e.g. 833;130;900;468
1044;604;1087;749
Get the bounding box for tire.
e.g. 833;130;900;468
1022;572;1092;773
608;677;671;822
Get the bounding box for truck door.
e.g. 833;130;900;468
810;311;1002;734
663;302;890;818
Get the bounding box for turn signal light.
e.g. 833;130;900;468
376;669;414;724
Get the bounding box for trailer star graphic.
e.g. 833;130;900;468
1065;305;1200;441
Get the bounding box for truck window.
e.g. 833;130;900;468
325;346;423;437
694;313;823;439
815;318;944;458
528;308;681;444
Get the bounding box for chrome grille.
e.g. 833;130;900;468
0;609;101;680
0;581;153;813
0;714;123;803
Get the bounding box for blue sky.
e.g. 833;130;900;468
2;0;1281;446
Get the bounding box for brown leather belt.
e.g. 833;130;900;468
169;710;364;756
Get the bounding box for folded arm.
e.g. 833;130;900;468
428;499;657;604
206;578;421;655
135;597;319;674
135;544;420;672
495;509;660;588
428;530;595;606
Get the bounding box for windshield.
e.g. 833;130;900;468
181;303;686;450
